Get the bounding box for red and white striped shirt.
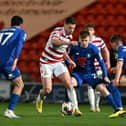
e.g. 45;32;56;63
40;27;72;64
91;36;106;74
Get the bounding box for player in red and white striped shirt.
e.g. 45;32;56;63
36;17;82;116
84;24;110;112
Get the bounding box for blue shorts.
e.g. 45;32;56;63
0;66;21;80
72;72;103;89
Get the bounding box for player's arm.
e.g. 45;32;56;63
11;58;18;71
14;31;26;58
101;44;110;70
95;47;109;78
52;38;70;46
96;53;110;83
52;38;77;46
51;30;77;46
64;50;76;68
12;31;26;70
113;61;123;85
113;47;124;86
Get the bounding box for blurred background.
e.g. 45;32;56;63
0;0;126;104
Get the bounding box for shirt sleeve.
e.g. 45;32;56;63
118;46;124;62
14;31;26;58
100;39;106;49
94;48;108;77
51;29;61;40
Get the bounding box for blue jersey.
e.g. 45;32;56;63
117;45;126;70
0;26;26;66
69;43;108;78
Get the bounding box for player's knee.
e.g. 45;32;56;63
15;81;24;89
44;88;52;94
96;84;108;96
12;76;24;89
20;82;24;89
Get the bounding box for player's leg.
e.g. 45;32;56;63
96;84;117;110
94;89;101;112
36;77;52;113
55;63;82;116
58;73;77;107
96;84;126;118
58;73;82;116
36;64;53;113
71;77;83;116
4;67;24;118
107;82;123;110
94;71;102;112
87;85;95;112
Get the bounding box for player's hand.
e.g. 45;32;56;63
109;67;116;74
70;41;78;46
112;79;119;87
104;77;110;83
69;60;76;69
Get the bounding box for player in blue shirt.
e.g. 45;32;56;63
0;16;26;118
110;34;126;87
69;31;126;117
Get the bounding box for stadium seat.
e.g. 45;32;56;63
117;16;125;26
23;42;31;50
18;60;29;73
20;50;29;61
21;0;126;82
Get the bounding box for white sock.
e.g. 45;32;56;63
95;90;101;109
67;88;78;109
87;85;95;110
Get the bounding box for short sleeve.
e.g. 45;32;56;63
118;46;124;62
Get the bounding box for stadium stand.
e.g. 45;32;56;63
0;0;125;82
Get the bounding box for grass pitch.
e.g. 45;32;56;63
0;102;125;126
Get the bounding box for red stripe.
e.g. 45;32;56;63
68;37;72;41
94;64;100;67
43;50;63;60
97;45;102;48
101;43;105;47
48;47;64;55
92;40;101;43
40;57;63;64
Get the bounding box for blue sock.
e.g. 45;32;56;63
8;93;20;110
106;94;117;110
108;82;123;108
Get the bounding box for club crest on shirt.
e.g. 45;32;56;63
87;53;91;58
75;52;79;55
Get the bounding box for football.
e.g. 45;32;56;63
61;102;75;115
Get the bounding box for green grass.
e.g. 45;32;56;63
0;102;125;126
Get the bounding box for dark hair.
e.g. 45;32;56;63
11;16;23;26
65;16;76;24
110;34;123;43
80;30;90;39
84;23;94;29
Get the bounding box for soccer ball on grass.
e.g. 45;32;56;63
61;102;75;115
